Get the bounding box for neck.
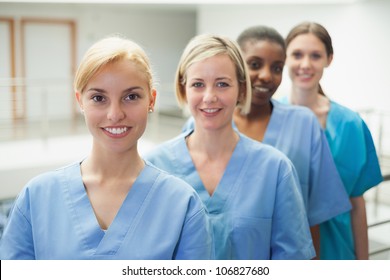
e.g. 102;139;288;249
290;85;321;110
83;144;144;180
246;101;273;120
290;85;330;129
188;124;239;159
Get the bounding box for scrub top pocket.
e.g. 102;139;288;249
231;216;272;259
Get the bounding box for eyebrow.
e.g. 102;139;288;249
86;86;144;93
193;77;232;80
86;87;105;93
123;86;144;92
216;77;233;82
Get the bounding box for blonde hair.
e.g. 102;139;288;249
74;36;154;94
175;34;252;115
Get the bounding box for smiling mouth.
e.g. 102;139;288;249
201;108;220;113
253;86;272;93
103;127;129;135
297;73;313;79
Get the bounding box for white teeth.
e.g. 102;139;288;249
104;127;128;135
253;87;270;93
299;73;312;78
202;108;219;113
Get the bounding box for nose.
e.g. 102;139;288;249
107;102;125;122
257;67;272;83
203;87;218;103
301;55;311;68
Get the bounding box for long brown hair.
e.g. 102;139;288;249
285;22;333;96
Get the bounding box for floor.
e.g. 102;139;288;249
0;111;389;259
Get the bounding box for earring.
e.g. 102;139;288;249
148;107;154;113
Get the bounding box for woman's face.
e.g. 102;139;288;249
76;60;155;154
242;40;285;107
185;54;241;131
286;33;332;92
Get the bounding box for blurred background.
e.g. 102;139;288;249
0;0;389;259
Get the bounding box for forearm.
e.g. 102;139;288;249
310;225;320;259
350;196;369;259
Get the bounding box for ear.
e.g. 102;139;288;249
75;91;84;112
149;89;157;110
326;54;333;67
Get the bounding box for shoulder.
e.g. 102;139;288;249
329;101;362;123
144;161;197;196
328;101;366;135
143;162;205;213
240;133;284;156
272;99;318;122
143;132;189;167
12;162;79;213
145;133;185;156
24;162;78;192
240;133;295;171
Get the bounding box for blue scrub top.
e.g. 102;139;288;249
145;132;315;260
183;99;351;227
320;101;383;259
0;162;213;260
279;97;383;259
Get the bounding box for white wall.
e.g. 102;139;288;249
197;0;390;112
2;1;388;115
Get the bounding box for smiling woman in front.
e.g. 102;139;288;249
0;36;213;260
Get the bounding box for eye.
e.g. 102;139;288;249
125;93;139;101
191;82;204;88
216;81;229;88
272;64;284;74
311;53;322;60
92;95;105;102
247;59;261;70
292;51;302;59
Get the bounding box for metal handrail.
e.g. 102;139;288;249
0;78;77;142
369;247;390;256
368;218;390;228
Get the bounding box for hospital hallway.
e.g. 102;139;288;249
1;111;389;259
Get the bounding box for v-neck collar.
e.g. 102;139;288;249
324;100;335;133
175;131;250;214
63;162;158;256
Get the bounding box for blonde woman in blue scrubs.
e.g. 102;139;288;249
285;22;383;259
144;34;315;260
0;36;213;260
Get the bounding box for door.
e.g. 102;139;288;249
22;19;75;122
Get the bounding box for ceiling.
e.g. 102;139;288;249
0;0;370;4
